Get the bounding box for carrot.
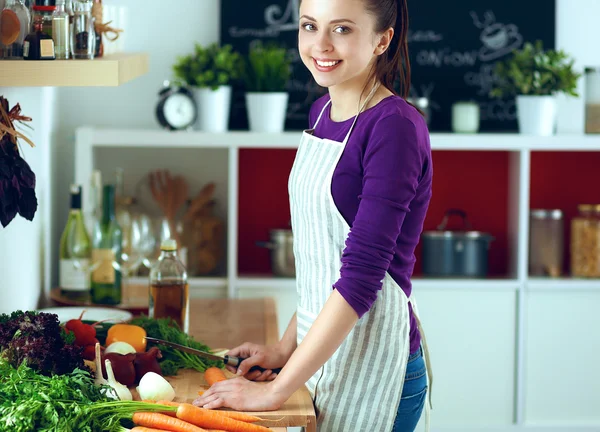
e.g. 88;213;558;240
177;403;271;431
204;367;227;386
131;428;174;432
132;412;208;432
159;401;263;424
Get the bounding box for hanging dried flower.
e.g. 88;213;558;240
0;96;37;228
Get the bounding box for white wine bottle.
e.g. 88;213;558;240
91;184;122;305
59;184;91;300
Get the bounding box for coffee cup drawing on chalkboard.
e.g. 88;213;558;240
470;10;523;62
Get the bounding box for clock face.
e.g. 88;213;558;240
163;93;196;129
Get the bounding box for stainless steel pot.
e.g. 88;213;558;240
421;209;494;278
256;229;295;277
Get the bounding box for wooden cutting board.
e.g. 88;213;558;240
167;367;316;430
163;298;316;431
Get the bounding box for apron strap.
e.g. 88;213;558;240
413;312;433;431
342;82;380;145
312;98;331;129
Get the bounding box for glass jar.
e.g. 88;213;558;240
529;209;564;277
585;67;600;134
70;0;93;58
570;204;600;277
0;0;31;59
31;4;54;38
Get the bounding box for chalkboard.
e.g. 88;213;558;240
221;0;556;132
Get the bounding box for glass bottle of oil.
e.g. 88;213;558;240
149;239;189;333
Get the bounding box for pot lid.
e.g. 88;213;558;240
422;230;492;239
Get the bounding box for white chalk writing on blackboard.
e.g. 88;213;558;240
408;30;444;43
416;48;479;68
229;0;299;38
471;10;523;62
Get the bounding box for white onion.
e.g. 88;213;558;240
136;372;176;402
104;341;136;355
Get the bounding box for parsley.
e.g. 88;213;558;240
129;315;222;374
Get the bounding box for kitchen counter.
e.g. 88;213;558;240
170;298;316;431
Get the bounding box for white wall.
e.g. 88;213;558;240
0;87;56;313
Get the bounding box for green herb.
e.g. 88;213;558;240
0;359;177;431
129;315;222;375
490;40;581;98
172;43;243;90
243;41;292;92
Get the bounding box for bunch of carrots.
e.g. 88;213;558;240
124;400;272;432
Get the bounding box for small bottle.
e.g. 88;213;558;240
1;0;31;59
23;14;54;59
52;0;69;59
59;184;92;300
91;184;122;305
149;239;189;333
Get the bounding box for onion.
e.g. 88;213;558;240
104;341;136;355
136;371;176;402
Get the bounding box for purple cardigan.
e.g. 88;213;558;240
308;94;433;354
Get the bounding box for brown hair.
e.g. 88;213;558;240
364;0;412;98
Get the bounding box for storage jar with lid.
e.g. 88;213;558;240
570;204;600;277
529;209;564;277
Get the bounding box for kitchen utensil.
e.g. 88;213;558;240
145;337;282;373
149;170;189;244
256;229;295;277
421;209;494;278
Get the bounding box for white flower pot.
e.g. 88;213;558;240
516;95;558;136
192;86;232;132
245;92;289;133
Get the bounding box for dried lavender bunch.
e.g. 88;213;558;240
0;96;37;228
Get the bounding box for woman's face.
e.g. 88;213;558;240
298;0;388;90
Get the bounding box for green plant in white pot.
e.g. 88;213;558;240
243;41;292;133
172;43;243;132
490;40;581;136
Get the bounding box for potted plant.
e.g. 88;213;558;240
490;40;581;136
243;41;292;133
172;43;243;132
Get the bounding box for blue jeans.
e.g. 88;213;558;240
392;347;428;431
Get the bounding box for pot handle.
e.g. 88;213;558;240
437;208;473;231
256;241;275;249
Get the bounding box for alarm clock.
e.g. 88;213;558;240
155;81;197;131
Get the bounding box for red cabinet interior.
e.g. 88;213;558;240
530;151;600;276
238;148;514;277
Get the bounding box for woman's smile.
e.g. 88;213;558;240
313;58;343;72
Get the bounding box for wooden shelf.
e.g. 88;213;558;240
0;53;148;87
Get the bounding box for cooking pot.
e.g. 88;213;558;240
256;229;295;277
421;209;494;278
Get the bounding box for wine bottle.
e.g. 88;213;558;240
59;184;91;300
91;184;122;305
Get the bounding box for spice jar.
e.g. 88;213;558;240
529;209;564;277
70;0;94;59
31;4;54;38
570;204;600;277
585;67;600;134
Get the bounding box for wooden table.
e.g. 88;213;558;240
170;298;316;432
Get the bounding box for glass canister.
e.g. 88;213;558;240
70;0;93;58
570;204;600;277
529;209;564;277
585;67;600;134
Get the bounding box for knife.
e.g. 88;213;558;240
145;337;282;374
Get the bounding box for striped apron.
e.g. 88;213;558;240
288;84;432;431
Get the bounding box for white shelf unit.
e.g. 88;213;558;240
74;127;600;430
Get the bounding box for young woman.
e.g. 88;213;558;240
194;0;433;430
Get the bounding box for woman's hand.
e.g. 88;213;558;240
225;342;291;381
192;377;286;411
